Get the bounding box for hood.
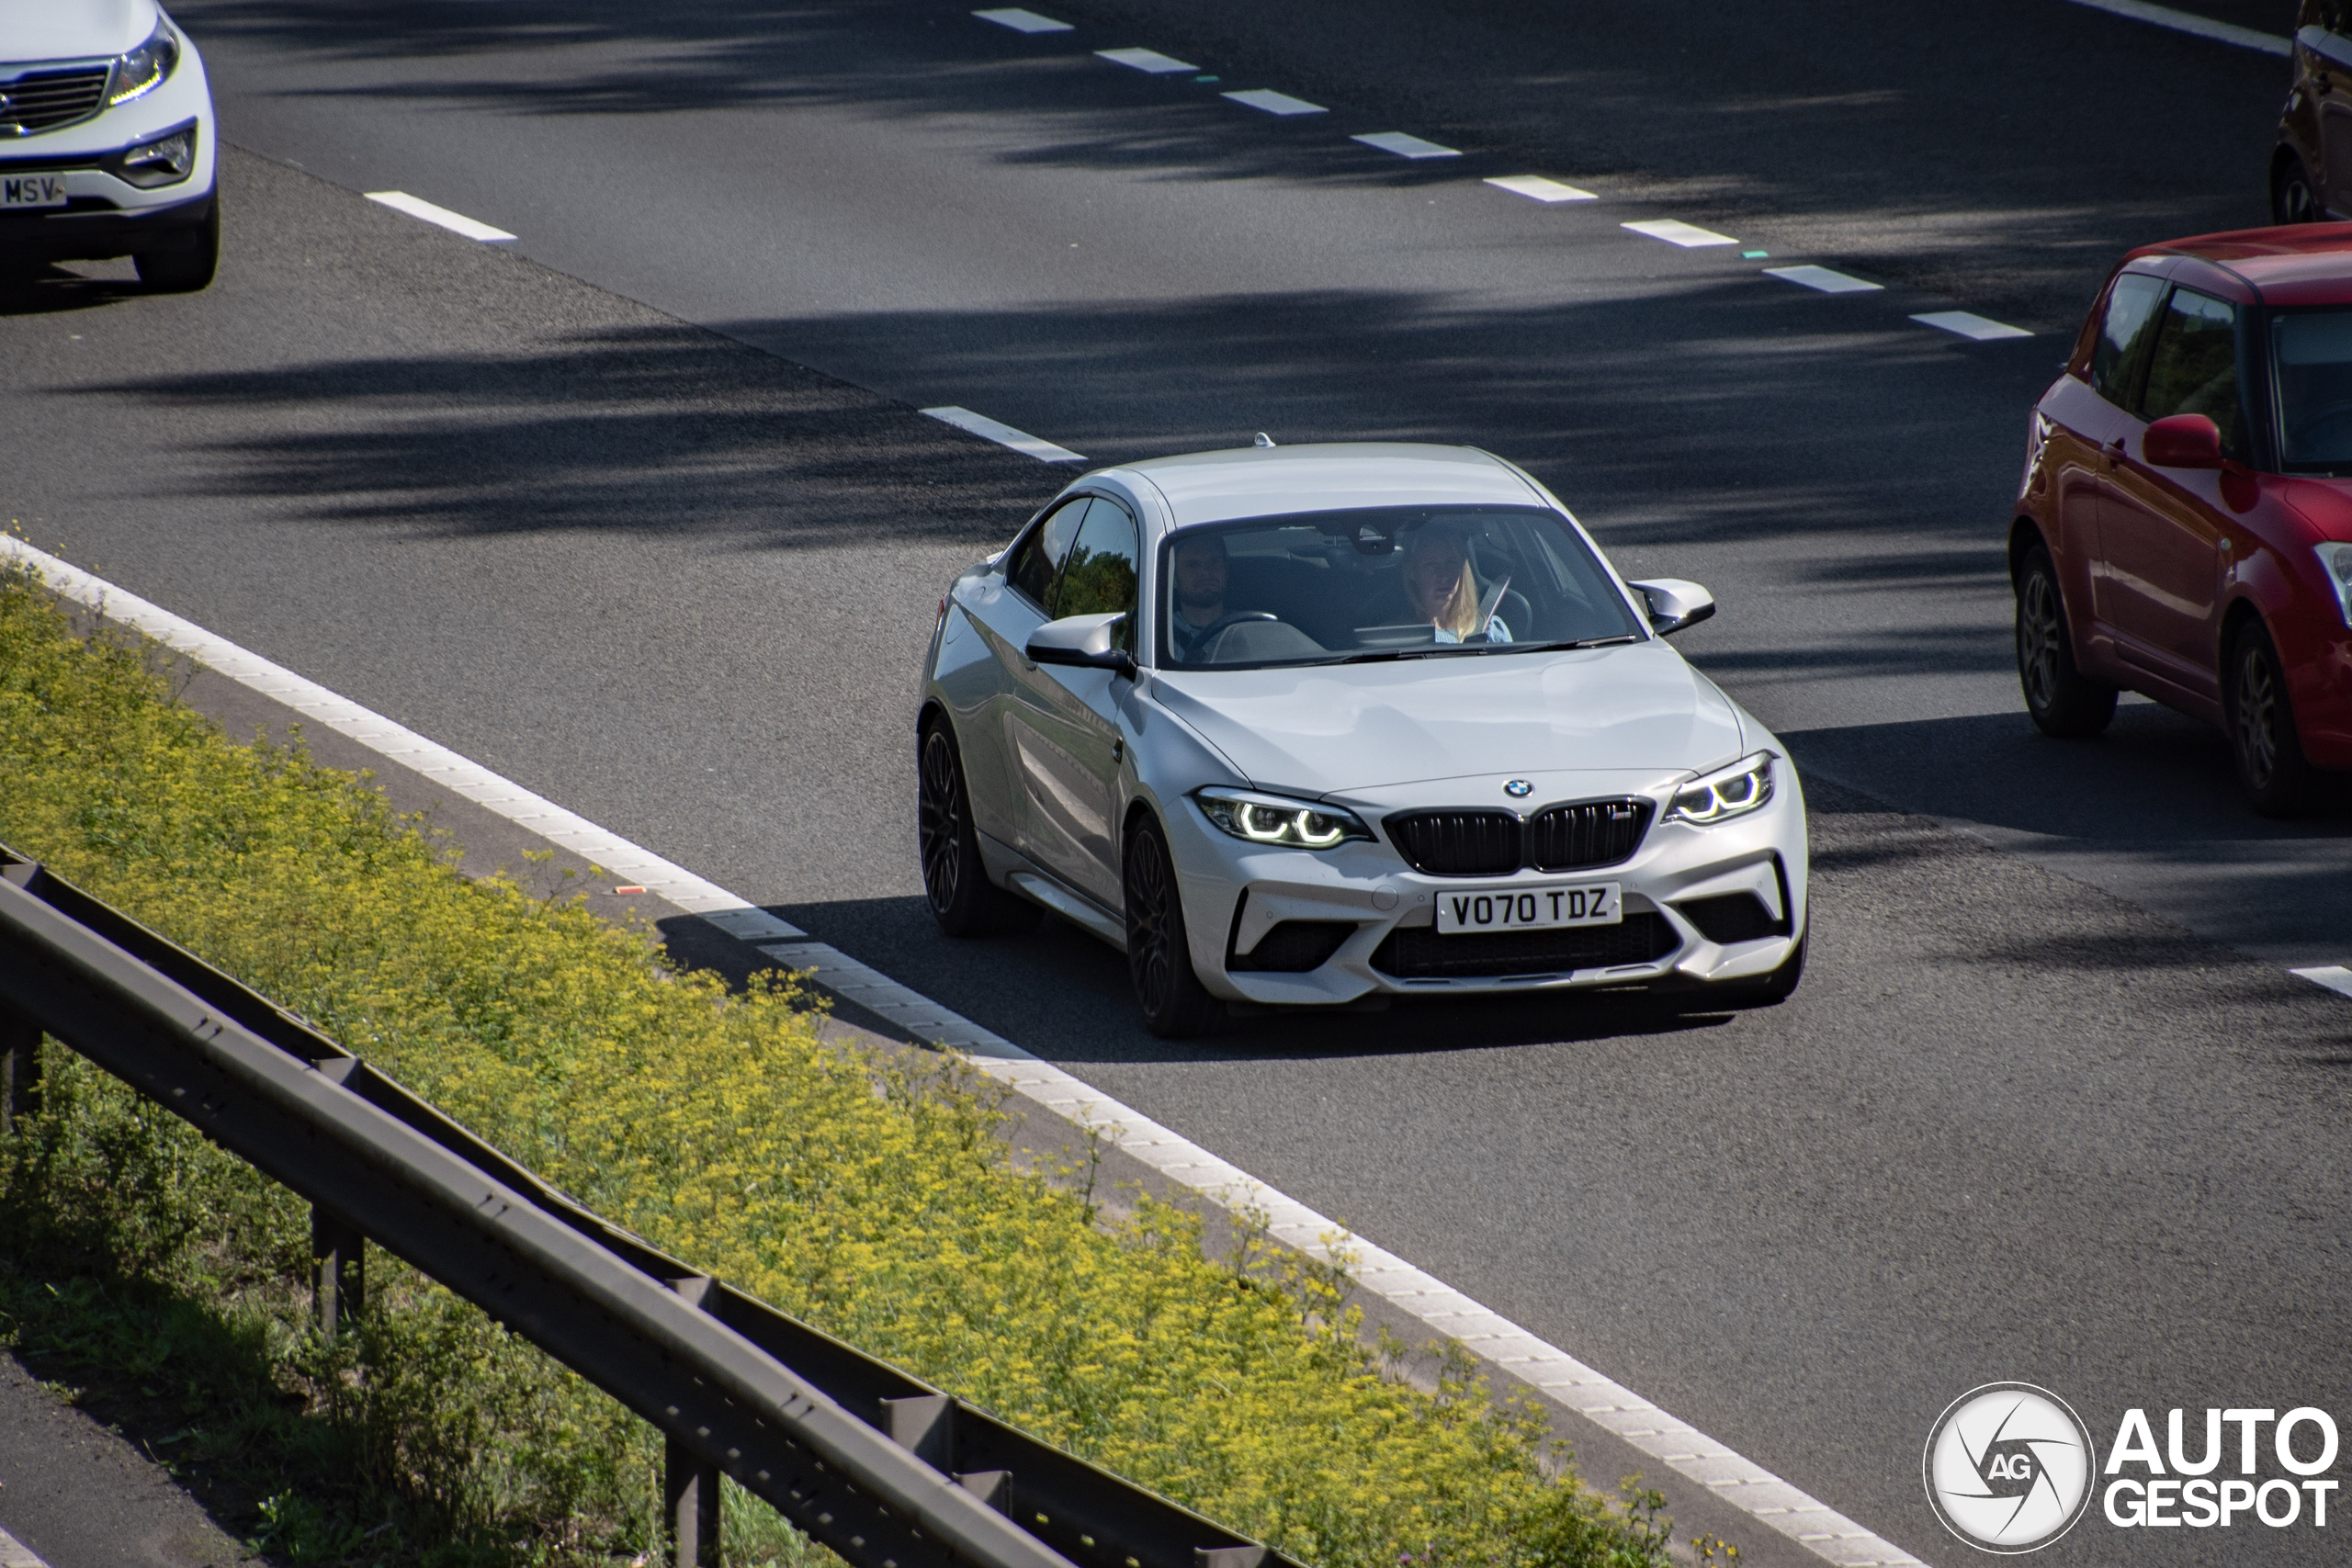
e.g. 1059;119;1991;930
0;0;157;63
1148;640;1747;795
2276;475;2352;543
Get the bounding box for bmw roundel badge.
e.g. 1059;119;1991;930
1503;779;1533;798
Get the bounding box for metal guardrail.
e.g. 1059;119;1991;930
0;843;1298;1568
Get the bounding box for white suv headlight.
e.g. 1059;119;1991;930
2316;542;2352;629
108;22;180;107
1194;788;1373;849
1666;751;1776;826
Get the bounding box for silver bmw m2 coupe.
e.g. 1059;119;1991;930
917;442;1807;1036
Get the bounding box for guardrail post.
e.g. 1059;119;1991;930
311;1206;364;1340
665;1277;720;1568
1;1007;40;1135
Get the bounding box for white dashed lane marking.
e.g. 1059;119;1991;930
1486;174;1598;203
1094;47;1194;73
1352;131;1461;159
1766;265;1885;294
2061;0;2289;54
1623;218;1738;248
972;6;1072;32
2293;965;2352;1000
921;405;1085;463
1910;310;2032;341
365;191;516;243
1223;88;1328;116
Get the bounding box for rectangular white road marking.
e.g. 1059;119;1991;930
1486;174;1597;202
3;532;1927;1568
972;7;1072;32
364;191;515;243
1910;310;2032;341
2292;965;2352;999
2062;0;2289;54
0;1529;51;1568
1765;264;1884;294
1623;218;1738;248
1352;131;1460;159
921;405;1084;462
1094;47;1194;73
1222;88;1326;115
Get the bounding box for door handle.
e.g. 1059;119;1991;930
2103;436;2126;468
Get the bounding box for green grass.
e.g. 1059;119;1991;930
0;560;1675;1568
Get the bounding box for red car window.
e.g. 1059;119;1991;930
2140;288;2246;458
2091;274;2166;409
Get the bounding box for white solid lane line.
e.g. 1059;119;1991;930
922;405;1084;462
2292;965;2352;999
1486;174;1598;203
1223;88;1328;115
1094;47;1195;73
1623;218;1738;248
2061;0;2289;54
364;191;516;243
1910;310;2033;341
1352;131;1461;159
0;1529;51;1568
0;531;1933;1568
972;6;1072;32
1765;265;1884;294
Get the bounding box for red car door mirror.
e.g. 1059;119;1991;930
2142;413;2224;469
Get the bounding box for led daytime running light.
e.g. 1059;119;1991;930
1195;789;1371;850
1667;752;1775;826
108;25;179;106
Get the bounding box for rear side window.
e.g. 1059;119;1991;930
1048;498;1141;649
2091;274;2166;408
1005;496;1092;608
2138;288;2246;458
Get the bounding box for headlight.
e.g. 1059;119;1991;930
1665;751;1775;826
1194;788;1373;850
119;127;195;187
109;23;180;107
2317;543;2352;629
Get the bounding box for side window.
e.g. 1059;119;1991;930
1048;499;1141;649
2091;274;2166;408
2139;288;2247;458
1005;497;1092;609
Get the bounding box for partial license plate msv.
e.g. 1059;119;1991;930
1;175;68;209
1436;882;1622;934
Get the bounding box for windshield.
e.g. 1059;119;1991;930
2272;307;2352;471
1157;505;1645;670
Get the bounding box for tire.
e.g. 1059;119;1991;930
2015;546;2117;738
134;196;220;293
2275;152;2322;226
1123;817;1223;1039
918;720;1041;936
2225;622;2323;818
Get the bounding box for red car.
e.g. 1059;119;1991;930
2012;223;2352;814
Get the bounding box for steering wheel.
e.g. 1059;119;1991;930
1192;611;1279;662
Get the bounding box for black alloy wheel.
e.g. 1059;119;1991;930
2276;153;2322;226
1123;817;1223;1038
918;721;1041;936
134;196;220;293
2015;546;2117;738
2226;623;2323;817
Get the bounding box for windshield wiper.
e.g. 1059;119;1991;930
1325;634;1638;665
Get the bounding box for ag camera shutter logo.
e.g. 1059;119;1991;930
1923;1382;2096;1552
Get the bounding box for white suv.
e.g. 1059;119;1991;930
0;0;219;290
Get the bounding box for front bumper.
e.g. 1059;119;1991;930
1165;762;1809;1005
0;37;217;261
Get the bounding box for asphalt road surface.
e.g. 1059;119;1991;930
4;1;2349;1563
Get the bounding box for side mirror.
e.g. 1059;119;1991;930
1628;579;1716;637
2143;413;2223;470
1026;612;1136;676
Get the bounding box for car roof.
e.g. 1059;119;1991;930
1111;443;1544;528
2128;222;2352;307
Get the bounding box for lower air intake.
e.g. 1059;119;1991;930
1371;913;1679;979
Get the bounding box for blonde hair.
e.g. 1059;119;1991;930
1407;528;1482;637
